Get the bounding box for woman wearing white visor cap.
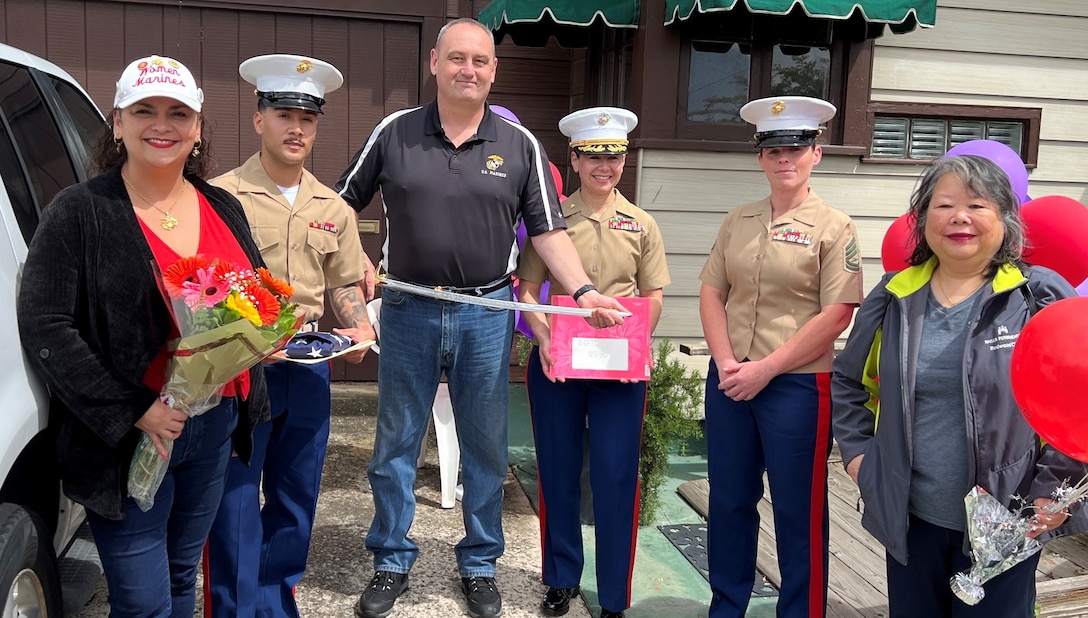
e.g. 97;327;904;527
18;55;269;616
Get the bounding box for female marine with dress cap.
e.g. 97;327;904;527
832;154;1088;617
17;55;268;617
517;106;670;618
698;96;862;618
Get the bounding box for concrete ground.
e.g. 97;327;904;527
73;382;593;617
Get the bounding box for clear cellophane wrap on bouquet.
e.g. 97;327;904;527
951;479;1088;605
128;257;302;511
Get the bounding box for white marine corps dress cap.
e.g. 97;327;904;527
559;106;639;154
239;54;344;114
740;95;836;149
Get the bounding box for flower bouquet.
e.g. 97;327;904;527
950;478;1088;605
128;257;302;511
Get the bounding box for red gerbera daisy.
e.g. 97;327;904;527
257;267;294;299
246;284;281;326
162;256;210;296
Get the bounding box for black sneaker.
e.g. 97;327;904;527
354;571;409;618
541;586;580;616
460;576;503;617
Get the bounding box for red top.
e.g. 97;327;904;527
139;190;254;398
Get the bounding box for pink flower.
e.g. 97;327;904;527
181;266;230;309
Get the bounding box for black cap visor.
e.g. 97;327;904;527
754;129;819;149
257;91;326;114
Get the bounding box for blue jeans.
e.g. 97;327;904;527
88;398;238;618
367;285;514;577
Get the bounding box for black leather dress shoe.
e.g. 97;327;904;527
541;586;580;616
600;610;625;618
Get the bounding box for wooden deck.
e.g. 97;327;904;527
678;445;1088;617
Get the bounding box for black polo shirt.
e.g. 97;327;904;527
336;101;565;288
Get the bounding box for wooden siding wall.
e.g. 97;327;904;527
637;0;1088;344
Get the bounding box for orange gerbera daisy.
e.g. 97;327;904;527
162;256;210;295
212;260;239;282
257;267;294;299
246;284;281;326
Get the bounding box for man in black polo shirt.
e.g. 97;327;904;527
337;16;624;618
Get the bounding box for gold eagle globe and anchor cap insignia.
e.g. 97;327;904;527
740;96;836;149
560;106;639;154
239;54;344;114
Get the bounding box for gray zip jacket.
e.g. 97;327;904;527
831;258;1088;565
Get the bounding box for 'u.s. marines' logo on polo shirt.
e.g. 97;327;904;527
482;154;507;178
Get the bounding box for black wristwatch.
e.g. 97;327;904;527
572;283;597;302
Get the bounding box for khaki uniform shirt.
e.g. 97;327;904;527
699;191;861;374
518;189;670;298
213;153;367;321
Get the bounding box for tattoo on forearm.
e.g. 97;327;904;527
330;285;368;329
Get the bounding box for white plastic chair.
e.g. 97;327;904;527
367;298;462;508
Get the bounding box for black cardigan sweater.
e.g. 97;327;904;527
17;167;270;520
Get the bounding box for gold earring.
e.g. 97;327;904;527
114;137;123;153
192;140;201;157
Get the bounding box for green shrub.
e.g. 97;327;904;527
640;338;704;525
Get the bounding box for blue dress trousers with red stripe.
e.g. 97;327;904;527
526;347;646;613
705;362;832;618
203;359;332;618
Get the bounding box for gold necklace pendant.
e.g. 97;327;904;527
122;173;187;232
160;213;179;231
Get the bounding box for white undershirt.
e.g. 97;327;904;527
277;184;300;207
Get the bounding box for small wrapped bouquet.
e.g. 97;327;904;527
950;479;1088;605
128;257;302;511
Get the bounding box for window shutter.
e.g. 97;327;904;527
909;119;947;159
950;120;985;147
871;116;908;158
986;122;1023;153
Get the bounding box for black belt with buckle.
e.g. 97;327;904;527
437;276;512;297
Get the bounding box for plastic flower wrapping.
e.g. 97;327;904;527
951;479;1088;605
128;257;303;511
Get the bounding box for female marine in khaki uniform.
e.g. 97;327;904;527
698;97;862;618
517;107;670;618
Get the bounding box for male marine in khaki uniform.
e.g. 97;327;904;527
203;54;375;618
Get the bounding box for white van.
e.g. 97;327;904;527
0;43;106;616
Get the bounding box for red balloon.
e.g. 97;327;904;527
1022;195;1088;286
549;161;563;196
881;213;916;273
1010;297;1088;462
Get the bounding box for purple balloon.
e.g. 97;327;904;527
514;280;550;340
1077;276;1088;297
946;140;1029;205
490;104;521;124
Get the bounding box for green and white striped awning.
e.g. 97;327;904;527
479;0;640;47
665;0;936;33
